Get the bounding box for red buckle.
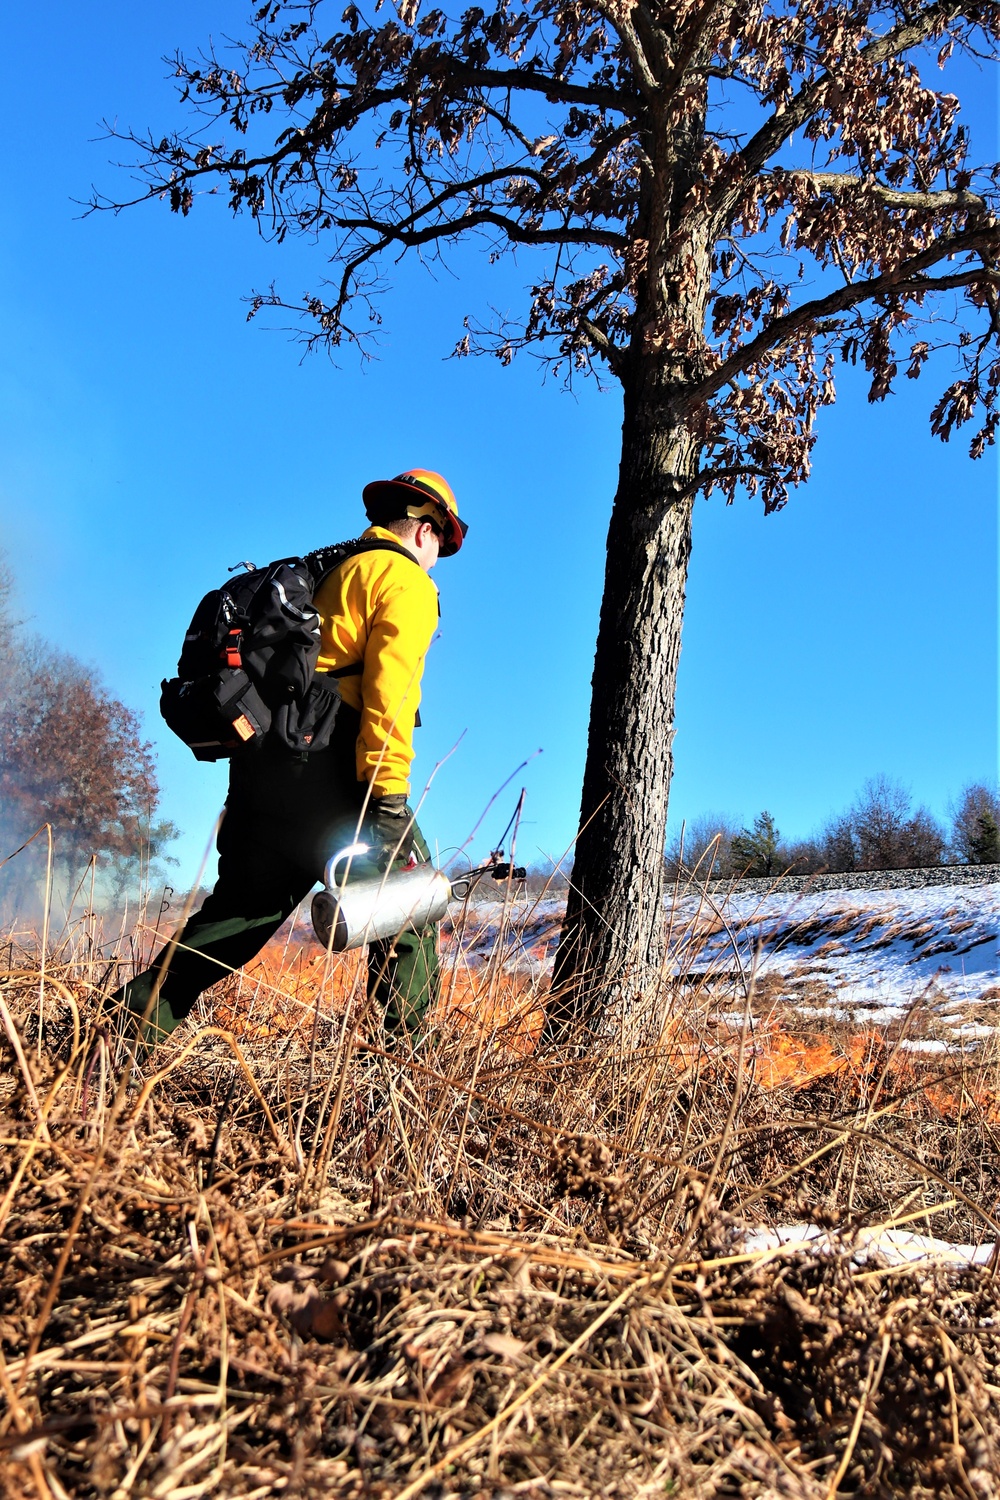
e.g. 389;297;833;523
223;629;243;669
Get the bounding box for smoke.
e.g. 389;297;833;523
0;552;177;932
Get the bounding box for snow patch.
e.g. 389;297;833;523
741;1220;997;1269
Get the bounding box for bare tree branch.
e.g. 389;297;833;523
339;209;629;251
684;225;1000;410
588;0;662;99
444;64;640;114
579;316;627;375
765;171;990;214
672;464;770;501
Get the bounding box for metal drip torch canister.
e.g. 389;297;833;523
310;843;454;953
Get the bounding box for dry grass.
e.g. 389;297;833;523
2;897;1000;1499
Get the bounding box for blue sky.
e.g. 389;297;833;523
0;3;996;886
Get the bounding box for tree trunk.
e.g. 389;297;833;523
549;381;697;1034
547;78;712;1038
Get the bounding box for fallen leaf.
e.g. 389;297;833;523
267;1280;347;1339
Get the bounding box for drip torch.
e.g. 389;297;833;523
310;844;526;953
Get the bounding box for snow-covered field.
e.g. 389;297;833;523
447;880;1000;1044
674;881;1000;1034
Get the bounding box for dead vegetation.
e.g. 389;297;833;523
2;908;1000;1498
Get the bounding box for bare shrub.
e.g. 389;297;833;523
822;812;859;872
520;860;571;899
819;776;947;873
665;813;740;879
852;775;946;870
782;837;825;874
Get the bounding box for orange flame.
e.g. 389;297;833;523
212;934;998;1121
211;932;545;1051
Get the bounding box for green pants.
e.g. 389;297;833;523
113;723;439;1047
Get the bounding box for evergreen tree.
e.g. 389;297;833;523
970;810;1000;866
951;783;1000;863
730;812;780;877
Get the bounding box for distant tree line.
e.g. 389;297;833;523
0;557;176;913
666;775;1000;881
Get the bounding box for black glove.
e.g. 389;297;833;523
368;792;416;870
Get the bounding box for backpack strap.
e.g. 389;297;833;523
304;535;418;592
321;661;363;679
308;536;420;684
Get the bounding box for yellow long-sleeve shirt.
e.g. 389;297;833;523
313;527;439;796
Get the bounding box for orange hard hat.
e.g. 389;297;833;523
362;468;468;557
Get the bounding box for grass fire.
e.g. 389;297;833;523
2;869;1000;1499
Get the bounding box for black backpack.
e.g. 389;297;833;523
160;537;415;761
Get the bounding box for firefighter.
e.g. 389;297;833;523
114;469;467;1047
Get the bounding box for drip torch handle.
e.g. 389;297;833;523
324;842;371;892
447;861;527;901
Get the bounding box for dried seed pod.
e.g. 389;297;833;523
550;1132;638;1230
320;1256;351;1285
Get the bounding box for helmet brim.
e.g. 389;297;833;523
362;478;467;556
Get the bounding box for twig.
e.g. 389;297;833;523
37;824;53;1061
824;1327;892;1498
0;1000;50;1143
